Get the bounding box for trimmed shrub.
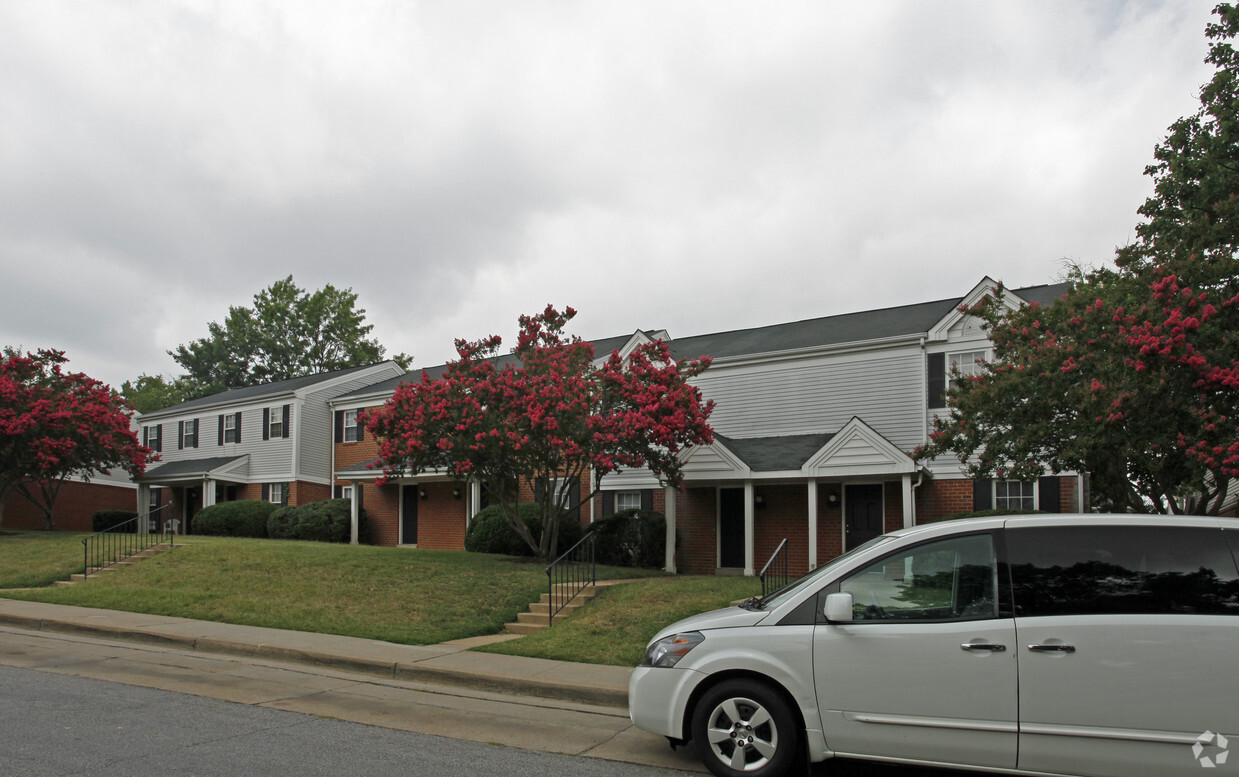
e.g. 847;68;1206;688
465;502;584;557
593;509;674;568
267;498;360;543
91;509;139;533
192;500;275;538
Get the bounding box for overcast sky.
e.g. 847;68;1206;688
0;0;1222;390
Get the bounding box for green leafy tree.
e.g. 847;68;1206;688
120;373;193;414
169;276;411;399
916;5;1239;515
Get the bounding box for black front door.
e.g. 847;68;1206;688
719;488;745;568
401;485;419;545
184;488;201;535
844;484;883;551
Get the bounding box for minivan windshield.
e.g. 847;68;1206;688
748;534;897;610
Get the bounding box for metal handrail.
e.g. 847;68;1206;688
544;531;596;627
759;538;789;598
82;505;175;579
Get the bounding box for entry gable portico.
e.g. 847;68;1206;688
802;417;916;478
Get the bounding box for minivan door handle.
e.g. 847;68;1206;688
960;642;1006;652
1028;643;1076;653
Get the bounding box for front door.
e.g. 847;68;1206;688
184;487;201;535
400;485;419;545
718;488;745;569
844;483;883;551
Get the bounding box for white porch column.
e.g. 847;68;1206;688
137;484;151;534
202;479;216;508
349;483;360;545
663;485;678;574
744;480;755;576
807;479;818;570
902;473;914;529
469;479;482;523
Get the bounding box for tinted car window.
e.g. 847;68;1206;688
1007;525;1239;617
839;533;997;621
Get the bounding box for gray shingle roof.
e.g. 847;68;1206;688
714;432;836;472
668;283;1071;361
140;456;247;480
141;363;395;419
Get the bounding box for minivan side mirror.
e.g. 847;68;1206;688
824;592;854;623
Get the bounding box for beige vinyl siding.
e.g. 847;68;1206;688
695;348;924;451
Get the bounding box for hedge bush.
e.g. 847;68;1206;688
91;509;139;533
593;508;674;568
192;500;275;538
464;502;584;557
266;498;363;543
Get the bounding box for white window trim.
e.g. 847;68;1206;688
948;349;988;391
223;414;237;443
994;480;1036;511
343;410;360;443
615;490;642;512
268;483;285;505
269;406;284;438
183;419;196;447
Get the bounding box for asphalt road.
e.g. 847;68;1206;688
0;625;976;777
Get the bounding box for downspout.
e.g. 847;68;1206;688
910;468;925;526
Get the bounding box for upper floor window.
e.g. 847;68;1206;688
615;490;643;512
343;410;361;442
181;419;198;449
995;480;1035;511
223;413;238;443
948;350;987;390
268;406;284;438
143;425;162;452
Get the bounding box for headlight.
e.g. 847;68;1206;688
640;631;704;668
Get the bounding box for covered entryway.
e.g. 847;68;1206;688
135;455;249;536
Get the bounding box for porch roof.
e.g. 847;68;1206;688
139;455;249;483
712;432;835;471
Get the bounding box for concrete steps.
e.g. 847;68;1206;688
503;583;601;635
60;542;173;586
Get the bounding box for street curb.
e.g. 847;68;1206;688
0;610;629;708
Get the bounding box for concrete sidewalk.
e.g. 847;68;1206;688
0;598;632;707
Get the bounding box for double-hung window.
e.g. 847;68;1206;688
343;410;360;442
268;483;285;505
268;406;284;438
995;480;1035;511
615;491;643;512
182;419;197;448
223;414;238;443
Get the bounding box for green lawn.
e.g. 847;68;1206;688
0;531;91;588
477;575;761;666
0;532;678;650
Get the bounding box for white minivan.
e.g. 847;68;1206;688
629;514;1239;777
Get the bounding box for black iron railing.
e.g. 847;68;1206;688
545;531;596;627
759;538;789;598
82;505;174;579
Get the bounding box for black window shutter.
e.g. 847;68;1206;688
156;424;162;452
178;421;184;450
282;405;290;438
334;410;343;443
234;412;242;444
641;489;654;513
602;492;614;516
928;353;946;409
261;483;269;501
262;408;270;440
281;484;289;507
357;484;364;511
357;412;364;441
569;481;581;519
534;479;545;503
143;427;149;447
193;419;199;448
218;415;224;446
333;485;341;499
973;479;993;511
1038;476;1061;513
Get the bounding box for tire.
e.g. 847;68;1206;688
690;679;800;777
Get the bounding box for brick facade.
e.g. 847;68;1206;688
2;480;138;532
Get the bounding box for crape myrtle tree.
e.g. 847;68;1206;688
0;349;155;529
915;4;1239;515
365;305;716;559
169;276;412;400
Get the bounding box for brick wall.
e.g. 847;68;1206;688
3;481;138;532
915;478;974;522
675;487;717;575
414;481;469;549
358;482;400;547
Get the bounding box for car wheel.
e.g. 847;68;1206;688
691;679;800;777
